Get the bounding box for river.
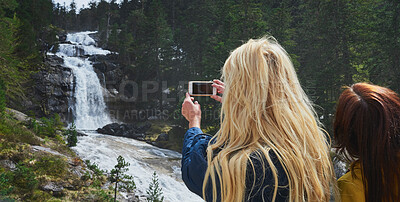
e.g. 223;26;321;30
73;131;203;201
56;31;203;201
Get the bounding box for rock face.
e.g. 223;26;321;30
26;32;124;123
96;122;151;140
27;54;73;123
27;31;155;125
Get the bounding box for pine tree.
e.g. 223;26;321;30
109;155;136;201
146;171;164;202
65;122;78;147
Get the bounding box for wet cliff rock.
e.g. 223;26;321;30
27;55;73;122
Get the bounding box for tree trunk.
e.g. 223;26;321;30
114;172;118;202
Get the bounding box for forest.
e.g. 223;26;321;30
0;0;399;201
1;0;400;131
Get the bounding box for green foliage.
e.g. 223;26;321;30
33;155;68;178
0;116;41;146
109;155;136;201
36;117;56;137
0;8;31;104
12;163;38;193
83;159;108;189
65;122;78;147
28;114;63;138
29;190;52;201
90;189;114;202
52;114;63;129
0;0;58;110
0;172;14;196
18;0;400;138
15;0;54;60
146;171;164;202
0;0;18;16
0;79;5;115
85;160;104;176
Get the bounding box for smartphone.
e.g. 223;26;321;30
188;81;216;96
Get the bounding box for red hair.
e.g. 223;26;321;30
334;83;400;202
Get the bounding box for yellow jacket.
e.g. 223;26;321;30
337;163;365;202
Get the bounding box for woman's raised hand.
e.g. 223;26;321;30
181;93;201;128
211;79;225;103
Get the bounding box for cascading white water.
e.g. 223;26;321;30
56;31;112;129
55;31;203;201
74;132;204;202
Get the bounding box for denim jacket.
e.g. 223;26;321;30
181;127;289;202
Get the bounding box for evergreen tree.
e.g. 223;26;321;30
0;0;33;106
65;122;78;147
110;155;136;201
146;171;164;202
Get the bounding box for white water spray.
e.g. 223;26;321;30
56;31;203;201
56;31;111;129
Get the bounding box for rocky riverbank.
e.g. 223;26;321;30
96;121;187;152
0;109;140;201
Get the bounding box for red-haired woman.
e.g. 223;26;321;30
334;83;400;202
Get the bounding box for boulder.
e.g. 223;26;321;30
156;133;169;142
5;108;30;123
96;122;151;141
0;160;16;171
76;131;88;137
40;181;64;197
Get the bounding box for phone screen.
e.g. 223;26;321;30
192;82;213;94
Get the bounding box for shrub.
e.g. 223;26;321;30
28;114;64;138
85;160;104;176
29;190;52;201
52;114;63;129
12;164;38;194
34;156;67;178
38;117;57;137
55;134;65;145
0;172;13;196
91;189;114;202
65;122;78;147
146;172;164;202
0;117;41;146
0;79;5;115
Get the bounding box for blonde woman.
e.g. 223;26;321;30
181;37;336;202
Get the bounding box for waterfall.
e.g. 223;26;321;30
56;31;111;129
56;31;203;201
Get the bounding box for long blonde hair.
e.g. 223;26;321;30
203;37;336;202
